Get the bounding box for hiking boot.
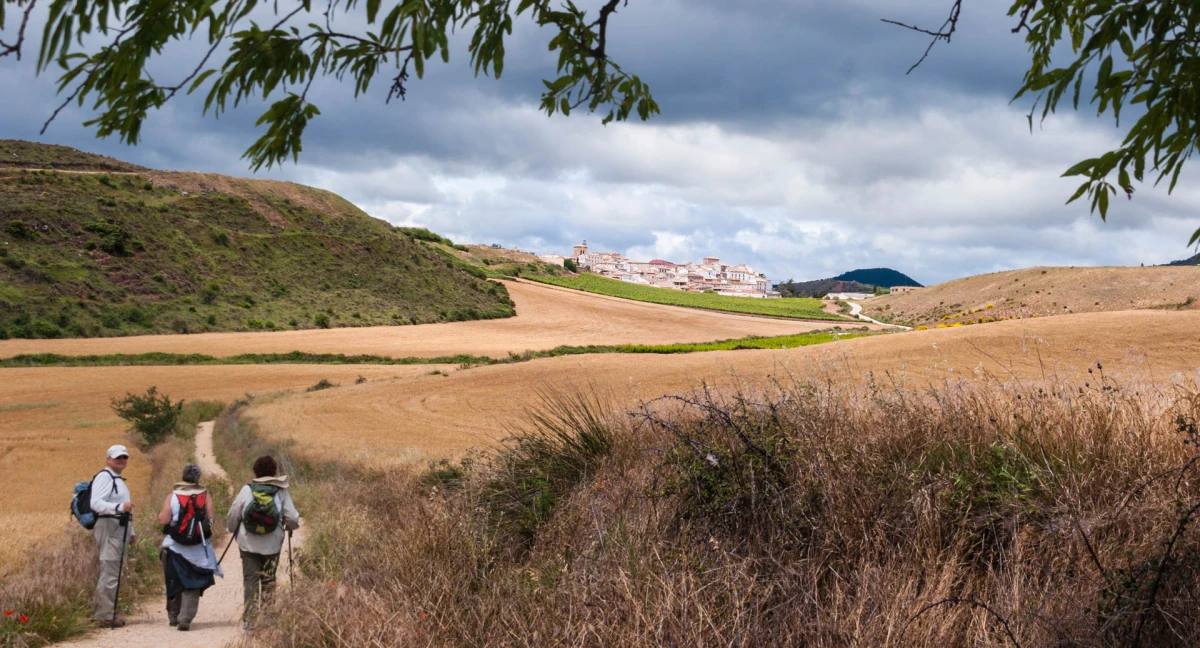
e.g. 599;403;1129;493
96;619;127;629
178;622;190;631
168;616;179;627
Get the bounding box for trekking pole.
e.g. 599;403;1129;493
218;520;241;566
111;512;131;625
287;529;294;591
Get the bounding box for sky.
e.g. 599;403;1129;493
2;0;1197;286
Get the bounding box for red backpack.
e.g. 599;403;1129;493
167;492;209;545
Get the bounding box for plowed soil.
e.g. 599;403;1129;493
246;310;1200;468
0;280;863;359
0;365;443;569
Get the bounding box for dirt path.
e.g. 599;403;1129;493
53;422;301;647
848;301;911;330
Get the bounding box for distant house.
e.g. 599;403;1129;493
890;286;923;295
828;292;872;301
538;254;567;266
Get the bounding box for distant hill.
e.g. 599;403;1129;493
834;268;922;288
0;141;531;339
862;266;1200;327
775;267;919;298
1165;252;1200;266
775;278;876;298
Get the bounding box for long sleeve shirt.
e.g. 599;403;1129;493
226;478;300;556
89;468;135;536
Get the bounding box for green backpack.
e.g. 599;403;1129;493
242;483;281;534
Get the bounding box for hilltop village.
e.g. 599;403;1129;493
540;241;777;298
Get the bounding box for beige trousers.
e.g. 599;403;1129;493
92;517;131;621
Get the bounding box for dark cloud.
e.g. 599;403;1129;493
2;0;1195;287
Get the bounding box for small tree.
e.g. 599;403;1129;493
111;386;184;445
563;258;578;273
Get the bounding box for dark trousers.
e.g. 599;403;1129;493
240;550;279;621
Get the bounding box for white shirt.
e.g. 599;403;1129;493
89;469;135;536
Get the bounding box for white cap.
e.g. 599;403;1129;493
106;444;130;459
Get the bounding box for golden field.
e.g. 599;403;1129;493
245;309;1200;468
864;265;1200;326
0;364;445;570
0;279;859;359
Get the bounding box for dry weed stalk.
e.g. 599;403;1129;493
242;375;1200;647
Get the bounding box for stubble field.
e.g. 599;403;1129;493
245;309;1200;468
0;281;861;566
0;280;858;360
0;364;444;570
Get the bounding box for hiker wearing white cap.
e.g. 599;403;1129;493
90;444;137;627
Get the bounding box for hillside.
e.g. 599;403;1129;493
834;267;922;287
776;278;876;298
0;139;145;172
775;268;920;298
862;265;1200;327
0;142;515;338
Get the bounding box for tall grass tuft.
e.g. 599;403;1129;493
240;377;1200;647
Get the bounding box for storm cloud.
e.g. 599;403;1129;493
2;0;1196;285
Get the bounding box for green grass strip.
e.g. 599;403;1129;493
0;331;868;368
524;273;844;320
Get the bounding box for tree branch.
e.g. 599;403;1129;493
881;0;963;74
0;0;39;60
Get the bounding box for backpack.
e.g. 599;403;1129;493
242;483;281;534
71;470;120;530
167;492;209;545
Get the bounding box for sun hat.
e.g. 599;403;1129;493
106;444;130;459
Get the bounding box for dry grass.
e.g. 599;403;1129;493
0;280;852;359
0;365;437;568
244;309;1200;469
864;265;1200;327
241;373;1200;647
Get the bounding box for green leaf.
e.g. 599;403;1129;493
188;69;218;94
1066;181;1090;204
1061;159;1095;177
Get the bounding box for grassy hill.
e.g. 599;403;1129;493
526;272;843;320
0;142;515;339
862;265;1200;327
834;268;921;288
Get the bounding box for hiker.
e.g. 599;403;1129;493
157;463;222;631
89;445;136;628
226;455;300;629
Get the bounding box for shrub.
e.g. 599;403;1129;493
307;379;335;392
82;218;133;255
2;256;25;270
30;321;62;338
6;219;33;239
314;313;331;328
210;231;230;247
563;258;578;272
205;314;217;326
111;386;184;445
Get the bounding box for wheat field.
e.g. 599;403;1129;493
0;364;445;570
246;309;1200;468
0;280;860;359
